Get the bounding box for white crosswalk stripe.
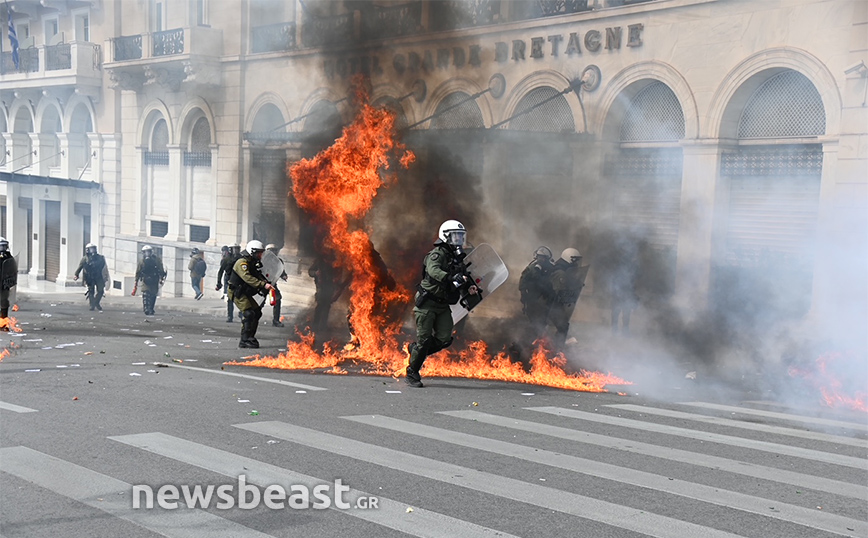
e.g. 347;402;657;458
0;400;37;413
0;446;274;538
606;403;868;448
440;409;867;500
528;406;867;469
343;414;867;537
236;420;750;538
678;402;868;432
109;431;521;538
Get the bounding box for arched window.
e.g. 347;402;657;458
185;116;211;167
69;105;93;173
151;119;169;152
619;82;685;142
737;71;825;139
40;107;62;170
372;96;407;131
431;91;484;129
146;117;170;237
508;86;574;132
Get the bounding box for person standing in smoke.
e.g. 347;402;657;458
406;220;478;388
188;248;206;300
216;244;242;323
74;243;109;311
519;246;556;340
228;240;273;349
307;249;350;342
546;248;588;347
0;237;17;330
265;244;288;327
133;245;166;316
610;247;640;336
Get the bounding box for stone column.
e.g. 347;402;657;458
281;146;303;259
28;196;44;282
166;144;185;242
673;142;724;319
56;187;78;287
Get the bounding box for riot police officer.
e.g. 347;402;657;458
74;243;109;311
216;244;242;322
0;237;17;330
133;245;167;316
265;243;287;327
518;246;556;338
406;220;478;388
547;248;588;347
228;240;274;349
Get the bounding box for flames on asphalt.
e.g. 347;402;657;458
788;352;867;412
0;316;23;362
225;78;630;393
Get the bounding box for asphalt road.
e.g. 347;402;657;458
1;295;866;538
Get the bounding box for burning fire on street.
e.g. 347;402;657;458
788;352;867;413
226;78;630;393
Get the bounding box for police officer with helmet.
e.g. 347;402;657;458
133;245;167;315
216;244;242;322
74;243;109;311
406;220;478;388
519;245;556;338
547;247;588;347
0;237;17;330
228;240;274;348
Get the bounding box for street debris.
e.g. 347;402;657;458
521;393;535;396
248;410;259;416
385;390;402;394
237;399;250;403
25;369;40;372
129;373;141;377
295;390;307;394
406;507;414;513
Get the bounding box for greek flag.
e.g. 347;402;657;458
6;2;18;70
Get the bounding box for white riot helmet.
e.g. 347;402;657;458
246;240;264;254
0;236;7;252
560;248;581;264
85;243;98;255
534;246;553;260
438;220;466;247
141;245;153;257
265;243;276;252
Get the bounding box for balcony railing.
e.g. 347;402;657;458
360;3;423;41
153;28;185;57
183;151;212;167
46;43;71;70
430;0;501;31
114;34;142;61
144;151;169;166
106;27;222;64
512;0;591;20
0;42;101;84
302;13;353;48
251;22;297;53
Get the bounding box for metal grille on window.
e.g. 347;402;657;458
189;225;210;244
737;71;825;138
146;119;169;165
150;221;168;238
185;117;211;167
620;82;685;142
431;92;484;129
508;86;575;133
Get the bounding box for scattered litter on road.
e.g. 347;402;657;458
153;330;163;333
132;362;146;365
83;352;93;355
248;410;259;416
163;336;173;339
57;365;68;368
201;339;213;343
406;507;414;513
472;402;479;406
266;440;280;444
40;313;52;318
685;371;697;379
539;478;546;482
147;370;159;373
185;359;197;362
237;399;250;403
129;373;142;377
148;344;157;347
385;390;402;394
172;358;183;363
521;393;535;396
25;369;41;372
23;339;42;342
72;397;78;400
143;340;152;345
41;346;52;350
295;390;307;394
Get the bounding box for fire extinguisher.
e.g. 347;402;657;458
268;287;277;306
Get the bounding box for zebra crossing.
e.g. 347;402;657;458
2;399;866;537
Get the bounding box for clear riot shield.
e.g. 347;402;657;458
450;243;509;324
259;251;285;285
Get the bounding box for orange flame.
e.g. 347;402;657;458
788;352;867;412
225;76;631;393
0;316;22;333
12;304;19;312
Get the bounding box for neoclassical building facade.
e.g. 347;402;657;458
1;0;865;340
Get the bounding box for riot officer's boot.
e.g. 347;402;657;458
405;342;426;388
0;308;8;332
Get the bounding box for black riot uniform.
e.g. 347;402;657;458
216;245;242;322
518;246;556;339
0;237;17;328
74;244;108;311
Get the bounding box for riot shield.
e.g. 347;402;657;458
0;256;18;290
450;243;509;323
259;250;286;285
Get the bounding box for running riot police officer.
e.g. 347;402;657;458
216;244;242;322
406;220;478;388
